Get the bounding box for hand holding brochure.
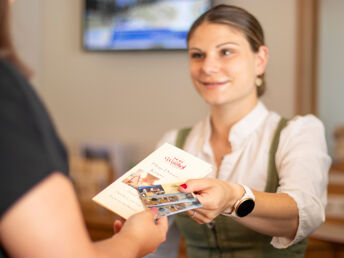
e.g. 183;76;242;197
92;143;212;219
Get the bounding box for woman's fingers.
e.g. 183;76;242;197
178;178;214;193
186;208;218;223
180;178;236;221
186;209;214;224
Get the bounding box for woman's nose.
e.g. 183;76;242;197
201;56;220;74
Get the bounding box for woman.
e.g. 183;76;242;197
152;4;330;258
0;0;167;257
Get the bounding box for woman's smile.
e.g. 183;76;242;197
200;80;230;89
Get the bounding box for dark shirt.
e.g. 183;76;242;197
0;58;68;257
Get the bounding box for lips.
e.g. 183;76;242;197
201;81;230;89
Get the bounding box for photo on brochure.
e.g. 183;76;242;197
122;169;159;189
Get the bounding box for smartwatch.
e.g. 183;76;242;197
223;184;255;217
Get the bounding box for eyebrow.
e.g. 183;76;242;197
188;47;201;51
188;42;239;51
216;42;238;48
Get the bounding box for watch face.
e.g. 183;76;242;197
236;199;255;217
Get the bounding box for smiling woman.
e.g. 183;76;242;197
148;4;331;258
188;22;268;115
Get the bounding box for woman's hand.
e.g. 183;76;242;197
179;178;244;224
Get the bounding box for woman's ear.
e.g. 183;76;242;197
255;45;269;76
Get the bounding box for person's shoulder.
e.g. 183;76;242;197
0;58;25;81
260;112;326;146
286;114;325;133
156;117;208;148
264;110;324;131
0;57;13;72
0;58;28;99
156;128;180;148
277;114;327;150
156;124;198;148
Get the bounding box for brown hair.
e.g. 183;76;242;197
187;4;266;97
0;0;32;78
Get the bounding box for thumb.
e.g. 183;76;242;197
178;178;211;193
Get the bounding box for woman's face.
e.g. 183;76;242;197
188;22;268;108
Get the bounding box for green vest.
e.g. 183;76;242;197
174;118;307;258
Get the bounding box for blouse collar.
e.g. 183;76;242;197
202;101;269;151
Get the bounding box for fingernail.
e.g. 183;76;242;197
150;207;158;214
180;184;187;189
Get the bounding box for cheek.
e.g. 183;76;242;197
189;63;199;79
227;58;244;72
229;58;255;81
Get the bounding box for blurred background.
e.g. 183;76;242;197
11;0;344;257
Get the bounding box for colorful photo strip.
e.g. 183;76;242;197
141;192;196;207
156;199;202;218
137;184;165;197
137;182;202;217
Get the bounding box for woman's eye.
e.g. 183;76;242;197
221;49;231;56
190;52;203;59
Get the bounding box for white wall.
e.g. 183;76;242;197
11;0;42;88
12;0;297;160
318;0;344;158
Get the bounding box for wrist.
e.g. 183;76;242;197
222;182;245;214
222;184;255;217
113;231;142;258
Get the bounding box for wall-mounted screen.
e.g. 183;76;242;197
83;0;211;51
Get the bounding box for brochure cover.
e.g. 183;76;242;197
92;143;213;219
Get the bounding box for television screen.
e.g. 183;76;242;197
83;0;212;51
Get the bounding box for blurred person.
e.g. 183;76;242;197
0;0;167;257
149;4;331;258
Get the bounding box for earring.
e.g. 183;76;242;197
255;77;263;87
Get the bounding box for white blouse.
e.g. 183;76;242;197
147;101;331;257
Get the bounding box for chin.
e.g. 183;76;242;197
203;97;229;106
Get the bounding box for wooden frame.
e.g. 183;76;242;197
295;0;319;115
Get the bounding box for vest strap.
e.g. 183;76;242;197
265;117;289;193
175;127;192;149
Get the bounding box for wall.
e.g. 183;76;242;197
12;0;297;160
11;0;42;88
318;0;344;158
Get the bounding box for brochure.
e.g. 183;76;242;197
92;143;213;219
